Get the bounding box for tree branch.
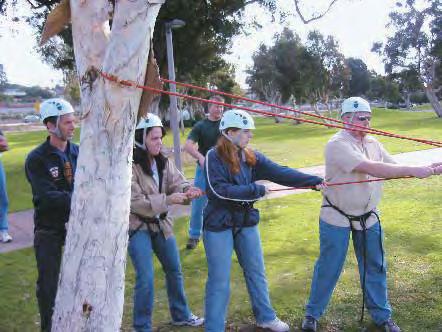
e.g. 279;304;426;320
26;0;55;10
293;0;339;24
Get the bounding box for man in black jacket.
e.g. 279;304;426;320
25;98;78;332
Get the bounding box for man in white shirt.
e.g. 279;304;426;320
301;97;441;332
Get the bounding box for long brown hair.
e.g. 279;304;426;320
216;131;256;174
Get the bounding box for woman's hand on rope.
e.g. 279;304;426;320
186;186;203;199
166;193;189;205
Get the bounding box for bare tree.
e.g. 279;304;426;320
373;0;442;117
293;0;340;24
257;80;283;123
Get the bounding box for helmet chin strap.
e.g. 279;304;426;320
49;117;66;140
221;130;247;161
134;127;148;150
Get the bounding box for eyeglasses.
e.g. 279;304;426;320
356;115;371;121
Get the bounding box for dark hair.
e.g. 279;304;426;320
133;127;167;176
43;116;58;126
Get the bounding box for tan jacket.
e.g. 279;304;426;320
130;158;191;238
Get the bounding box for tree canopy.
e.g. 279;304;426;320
247;28;349;110
372;0;441;116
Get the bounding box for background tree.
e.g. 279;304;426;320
305;30;348;116
246;29;310;122
391;69;421;109
247;28;349;120
372;0;442;117
0;64;7;89
247;29;307;102
345;57;370;96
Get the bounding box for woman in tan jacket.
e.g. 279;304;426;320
128;114;204;332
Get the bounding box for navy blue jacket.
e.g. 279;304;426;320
203;148;323;232
25;138;79;233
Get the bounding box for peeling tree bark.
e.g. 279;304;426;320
51;1;164;331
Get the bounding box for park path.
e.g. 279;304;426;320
1;147;440;254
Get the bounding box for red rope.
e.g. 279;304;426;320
99;71;442;148
161;77;440;146
268;176;414;191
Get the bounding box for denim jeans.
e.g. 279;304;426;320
203;226;276;332
34;230;65;332
0;159;9;231
188;165;207;239
128;230;192;332
305;220;391;325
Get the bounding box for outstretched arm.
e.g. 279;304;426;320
354;161;435;179
254;152;323;188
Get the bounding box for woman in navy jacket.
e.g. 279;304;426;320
203;109;324;332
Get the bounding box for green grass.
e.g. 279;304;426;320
0;109;441;331
2;108;441;213
0;176;440;331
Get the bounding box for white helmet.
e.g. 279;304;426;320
136;113;163;130
219;110;255;131
341;97;371;117
135;113;163;150
40;98;75;123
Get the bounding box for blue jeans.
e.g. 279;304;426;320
0;159;9;232
128;230;192;332
188;165;207;239
306;220;391;325
203;226;276;332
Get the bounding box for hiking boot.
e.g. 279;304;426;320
0;231;12;243
186;238;199;250
171;313;204;327
257;317;289;332
301;315;317;332
380;318;401;332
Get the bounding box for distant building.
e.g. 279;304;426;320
3;89;26;97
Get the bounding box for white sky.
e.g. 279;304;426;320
0;0;397;88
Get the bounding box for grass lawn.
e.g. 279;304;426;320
1;108;441;212
411;103;433;111
0;176;440;331
0;108;440;331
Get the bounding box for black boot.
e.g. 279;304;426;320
301;316;317;332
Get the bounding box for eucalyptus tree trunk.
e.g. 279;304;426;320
51;1;164;331
424;86;442;118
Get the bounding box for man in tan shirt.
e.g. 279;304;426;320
301;97;441;332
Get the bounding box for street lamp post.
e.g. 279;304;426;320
165;19;185;171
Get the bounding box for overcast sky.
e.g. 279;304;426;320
0;0;397;88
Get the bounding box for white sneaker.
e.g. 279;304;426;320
171;313;204;327
0;231;12;243
257;317;290;332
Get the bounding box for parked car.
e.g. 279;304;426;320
23;114;41;123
